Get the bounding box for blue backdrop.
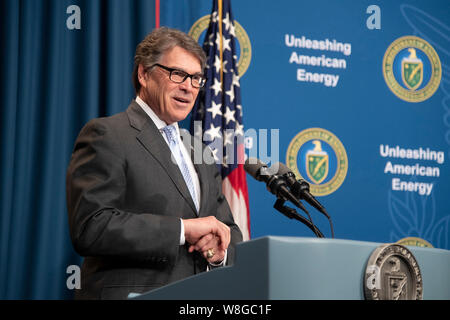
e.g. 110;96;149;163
0;0;449;299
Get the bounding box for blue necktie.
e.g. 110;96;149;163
162;124;199;212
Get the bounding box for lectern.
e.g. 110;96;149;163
132;236;450;300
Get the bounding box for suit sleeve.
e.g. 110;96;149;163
66;119;180;265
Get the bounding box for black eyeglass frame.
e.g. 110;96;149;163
149;63;206;88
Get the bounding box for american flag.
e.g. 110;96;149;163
190;0;250;240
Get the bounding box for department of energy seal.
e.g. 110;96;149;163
189;15;252;77
383;36;441;103
286;128;348;197
396;237;433;248
364;244;423;300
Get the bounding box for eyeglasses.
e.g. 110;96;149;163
150;63;206;88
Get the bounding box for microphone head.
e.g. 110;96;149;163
274;162;291;175
244;158;267;180
244;158;280;181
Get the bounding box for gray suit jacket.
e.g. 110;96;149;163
66;100;243;299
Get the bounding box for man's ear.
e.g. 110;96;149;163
138;64;147;88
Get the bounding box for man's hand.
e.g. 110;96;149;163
182;216;230;252
190;233;226;264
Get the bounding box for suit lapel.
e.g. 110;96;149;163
126;101;198;216
194;161;210;217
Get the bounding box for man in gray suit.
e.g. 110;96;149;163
66;27;243;299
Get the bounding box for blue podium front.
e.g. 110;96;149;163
132;236;450;300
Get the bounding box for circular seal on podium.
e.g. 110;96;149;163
364;243;423;300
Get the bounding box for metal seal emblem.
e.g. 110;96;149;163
364;244;423;300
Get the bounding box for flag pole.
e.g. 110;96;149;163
218;0;223;85
155;0;160;28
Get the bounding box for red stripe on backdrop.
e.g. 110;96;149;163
155;0;160;28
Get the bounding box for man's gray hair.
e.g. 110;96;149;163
132;27;207;94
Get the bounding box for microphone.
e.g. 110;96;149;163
276;162;334;238
244;158;323;238
276;163;328;217
244;158;307;213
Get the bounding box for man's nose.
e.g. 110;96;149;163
178;77;194;91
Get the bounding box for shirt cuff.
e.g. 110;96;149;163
180;219;185;245
207;249;228;270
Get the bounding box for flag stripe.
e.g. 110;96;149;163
222;175;250;241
